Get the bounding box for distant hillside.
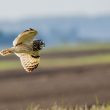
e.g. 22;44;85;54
0;16;110;48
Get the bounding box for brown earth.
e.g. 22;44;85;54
0;50;110;110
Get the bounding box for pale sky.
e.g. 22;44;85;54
0;0;110;20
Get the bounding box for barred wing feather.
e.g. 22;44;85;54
17;53;40;72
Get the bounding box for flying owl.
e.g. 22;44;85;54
0;28;45;72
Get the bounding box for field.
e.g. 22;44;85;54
0;44;110;110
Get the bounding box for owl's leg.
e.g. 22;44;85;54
0;48;14;56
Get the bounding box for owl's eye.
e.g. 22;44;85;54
23;28;34;32
29;28;34;30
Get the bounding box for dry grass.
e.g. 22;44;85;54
26;103;110;110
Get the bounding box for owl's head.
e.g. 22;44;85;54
33;40;45;51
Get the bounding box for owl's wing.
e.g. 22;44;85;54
16;53;40;72
13;28;38;46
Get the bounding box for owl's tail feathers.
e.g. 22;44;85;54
0;48;14;56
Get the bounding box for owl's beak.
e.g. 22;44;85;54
39;40;45;49
42;41;45;47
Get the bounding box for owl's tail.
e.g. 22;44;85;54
0;48;14;56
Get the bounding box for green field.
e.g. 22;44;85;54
43;43;110;53
1;43;110;70
41;54;110;68
1;54;110;70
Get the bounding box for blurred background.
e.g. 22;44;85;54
0;0;110;110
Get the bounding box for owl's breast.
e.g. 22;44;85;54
14;44;32;53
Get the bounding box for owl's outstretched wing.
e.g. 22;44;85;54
13;28;38;46
16;53;40;72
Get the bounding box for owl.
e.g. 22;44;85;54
0;28;45;72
